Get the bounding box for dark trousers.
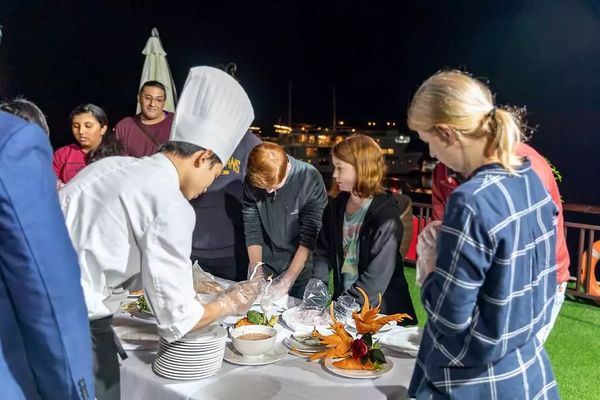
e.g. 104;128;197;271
90;316;122;400
289;282;308;299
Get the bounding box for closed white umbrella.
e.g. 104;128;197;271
136;28;177;113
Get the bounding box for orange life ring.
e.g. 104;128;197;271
580;240;600;297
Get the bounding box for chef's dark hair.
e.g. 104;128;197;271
0;97;49;135
159;141;222;166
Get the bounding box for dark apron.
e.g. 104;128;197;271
90;315;128;400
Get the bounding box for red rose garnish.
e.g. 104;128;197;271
351;338;369;359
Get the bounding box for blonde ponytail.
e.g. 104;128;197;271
487;107;524;173
407;70;527;173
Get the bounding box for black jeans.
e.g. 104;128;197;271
90;316;123;400
289;282;308;299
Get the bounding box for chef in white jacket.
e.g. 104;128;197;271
59;66;263;400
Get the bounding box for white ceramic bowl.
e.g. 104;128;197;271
230;325;277;357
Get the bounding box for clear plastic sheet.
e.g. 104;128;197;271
332;294;360;323
299;279;330;310
260;274;288;315
280;279;332;330
192;261;227;297
281;307;331;331
216;279;263;315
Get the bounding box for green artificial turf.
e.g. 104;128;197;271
403;266;600;400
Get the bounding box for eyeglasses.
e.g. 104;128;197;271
140;95;165;104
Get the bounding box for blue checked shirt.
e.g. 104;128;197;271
409;161;560;399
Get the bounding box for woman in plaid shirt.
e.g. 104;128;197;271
407;70;560;399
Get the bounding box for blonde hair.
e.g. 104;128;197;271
407;70;526;173
330;134;386;198
247;142;289;189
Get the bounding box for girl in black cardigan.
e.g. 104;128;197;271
313;135;417;323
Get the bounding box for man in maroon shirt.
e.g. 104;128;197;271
114;81;174;157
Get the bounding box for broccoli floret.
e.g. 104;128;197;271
247;310;266;325
136;295;151;313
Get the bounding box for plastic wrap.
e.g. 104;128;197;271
192;261;227;297
215;279;263;316
416;221;441;285
279;279;332;331
332;294;360;323
299;279;330;310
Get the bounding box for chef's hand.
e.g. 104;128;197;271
194;281;226;296
214;279;263;316
416;221;442;286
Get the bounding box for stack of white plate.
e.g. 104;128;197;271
152;324;227;380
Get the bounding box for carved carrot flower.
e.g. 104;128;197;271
352;287;413;334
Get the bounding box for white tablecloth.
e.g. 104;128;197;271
117;288;416;400
118;319;416;399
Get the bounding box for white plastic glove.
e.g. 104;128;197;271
419;220;442;249
260;270;297;314
213;279;263;316
266;271;296;300
247;261;266;281
192;261;226;296
416;221;442;286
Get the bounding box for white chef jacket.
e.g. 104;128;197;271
59;153;204;342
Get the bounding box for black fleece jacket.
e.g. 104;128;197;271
313;191;417;323
242;156;327;286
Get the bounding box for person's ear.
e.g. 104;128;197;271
434;124;458;146
100;125;108;136
193;150;214;167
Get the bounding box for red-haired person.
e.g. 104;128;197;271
430;142;569;343
312;135;418;320
243;142;328;298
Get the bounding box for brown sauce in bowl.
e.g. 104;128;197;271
237;333;272;341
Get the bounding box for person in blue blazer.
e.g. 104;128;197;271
0;110;94;400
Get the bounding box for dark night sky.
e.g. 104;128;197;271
1;0;599;204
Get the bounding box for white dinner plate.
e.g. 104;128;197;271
157;349;224;360
154;359;223;373
159;338;226;349
176;325;227;343
157;360;223;370
282;335;325;353
158;342;225;353
154;356;223;371
223;342;288;366
323;357;394;379
158;345;225;356
157;350;225;363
